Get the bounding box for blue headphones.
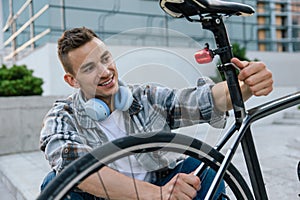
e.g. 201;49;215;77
84;81;133;121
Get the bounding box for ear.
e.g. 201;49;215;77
64;73;80;88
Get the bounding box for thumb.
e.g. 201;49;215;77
231;57;249;70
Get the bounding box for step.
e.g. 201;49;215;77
273;110;300;125
283;110;300;119
0;151;50;200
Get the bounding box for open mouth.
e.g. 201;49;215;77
98;76;114;87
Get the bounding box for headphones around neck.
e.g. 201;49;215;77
84;80;133;121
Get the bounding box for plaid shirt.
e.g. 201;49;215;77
40;77;226;173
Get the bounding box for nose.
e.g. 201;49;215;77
97;62;111;78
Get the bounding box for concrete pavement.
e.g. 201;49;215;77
0;113;299;200
231;123;300;200
0;151;50;200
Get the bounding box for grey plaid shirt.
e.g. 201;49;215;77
40;77;226;173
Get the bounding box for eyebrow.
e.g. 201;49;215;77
100;50;110;60
80;61;94;72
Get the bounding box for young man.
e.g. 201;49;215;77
40;27;273;200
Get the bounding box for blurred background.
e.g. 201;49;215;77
0;1;299;199
0;0;299;95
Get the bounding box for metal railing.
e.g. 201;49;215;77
2;0;50;62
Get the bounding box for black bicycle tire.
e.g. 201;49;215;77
37;132;254;200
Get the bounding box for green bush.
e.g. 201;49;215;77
231;43;251;62
0;64;43;96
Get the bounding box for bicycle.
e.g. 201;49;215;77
37;0;300;199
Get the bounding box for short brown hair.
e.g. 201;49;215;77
57;27;98;74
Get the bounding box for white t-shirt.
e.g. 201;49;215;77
99;110;148;181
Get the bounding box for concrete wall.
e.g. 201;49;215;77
17;42;300;97
0;96;63;155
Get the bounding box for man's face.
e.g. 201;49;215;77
66;38;119;102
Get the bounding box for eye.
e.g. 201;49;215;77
82;64;95;73
101;54;112;65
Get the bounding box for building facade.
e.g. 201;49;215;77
1;0;300;63
256;0;300;52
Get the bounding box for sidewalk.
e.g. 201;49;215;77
0;151;50;200
0;120;299;199
231;123;300;199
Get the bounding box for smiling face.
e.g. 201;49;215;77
64;38;119;106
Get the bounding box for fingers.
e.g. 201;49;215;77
237;61;266;82
231;57;249;70
163;173;201;200
231;57;273;96
246;78;273;96
185;173;201;191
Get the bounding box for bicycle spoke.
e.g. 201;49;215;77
168;174;179;200
127;156;140;200
96;171;111;200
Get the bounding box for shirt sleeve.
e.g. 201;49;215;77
145;77;227;129
40;100;92;173
195;77;227;128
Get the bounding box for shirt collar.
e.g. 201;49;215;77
73;90;142;128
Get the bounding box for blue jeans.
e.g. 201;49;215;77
40;171;103;200
41;157;225;200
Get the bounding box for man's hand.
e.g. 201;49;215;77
232;57;273;96
212;58;273;112
78;167;201;200
159;173;201;200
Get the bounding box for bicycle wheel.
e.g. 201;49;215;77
37;132;253;200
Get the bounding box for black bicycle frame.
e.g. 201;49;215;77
197;14;300;200
201;15;246;126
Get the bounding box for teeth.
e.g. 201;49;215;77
100;78;112;86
